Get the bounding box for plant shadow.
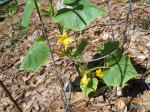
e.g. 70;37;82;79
87;53;104;69
122;58;149;97
122;78;149;97
71;76;82;92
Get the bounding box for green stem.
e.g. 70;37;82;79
75;32;87;72
58;24;63;34
75;32;79;47
86;66;109;73
74;61;81;75
49;0;54;16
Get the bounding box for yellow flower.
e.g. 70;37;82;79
96;69;104;79
80;74;89;85
56;33;74;49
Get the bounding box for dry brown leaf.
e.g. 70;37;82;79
114;99;127;112
71;92;87;104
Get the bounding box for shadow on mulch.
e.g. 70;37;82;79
122;78;148;97
122;59;149;97
87;53;104;69
71;76;82;92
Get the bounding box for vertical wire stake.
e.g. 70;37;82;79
0;80;22;112
121;0;132;49
33;0;71;111
107;0;115;41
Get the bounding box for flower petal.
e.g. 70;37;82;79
96;69;104;79
80;74;89;85
56;33;74;49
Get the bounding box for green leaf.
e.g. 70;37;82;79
80;78;98;96
63;0;76;5
19;36;50;72
98;41;120;56
63;0;89;6
21;0;35;27
53;3;105;31
71;39;88;57
103;55;138;87
0;2;17;19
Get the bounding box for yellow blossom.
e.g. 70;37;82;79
56;33;74;49
96;69;104;79
80;74;89;85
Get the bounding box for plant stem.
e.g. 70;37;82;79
48;0;54;16
74;32;87;75
86;66;109;73
0;80;22;112
15;0;18;12
75;32;79;47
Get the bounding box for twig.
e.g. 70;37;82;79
33;0;71;111
0;80;22;112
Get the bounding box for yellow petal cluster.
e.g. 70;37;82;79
96;69;104;79
56;33;74;49
80;74;89;85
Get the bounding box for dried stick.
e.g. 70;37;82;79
0;80;22;112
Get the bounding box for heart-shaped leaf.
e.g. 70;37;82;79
98;41;120;56
53;3;105;31
19;36;50;72
103;55;138;87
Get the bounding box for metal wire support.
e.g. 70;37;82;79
62;72;72;112
33;0;71;111
122;0;132;46
79;0;132;63
106;0;115;41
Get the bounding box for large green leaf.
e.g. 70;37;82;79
19;36;50;72
98;41;120;56
103;55;138;87
21;0;35;27
80;78;98;96
71;39;88;57
53;3;105;31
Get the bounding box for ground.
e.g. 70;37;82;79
0;0;150;112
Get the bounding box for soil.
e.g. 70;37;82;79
0;0;150;112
